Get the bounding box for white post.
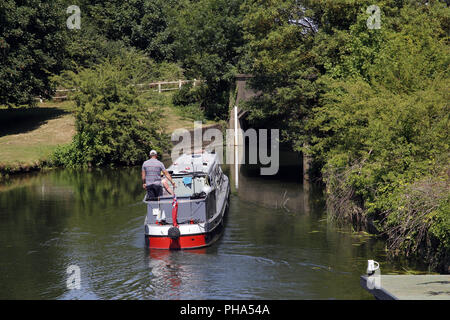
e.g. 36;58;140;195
193;79;196;87
234;106;238;146
179;79;182;89
158;83;161;93
234;105;239;189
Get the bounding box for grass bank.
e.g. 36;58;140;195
0;101;75;177
0;91;220;178
141;91;219;133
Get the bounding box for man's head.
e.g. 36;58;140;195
149;150;158;158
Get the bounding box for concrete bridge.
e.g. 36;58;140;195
228;74;259;144
227;74;258;191
227;73;311;214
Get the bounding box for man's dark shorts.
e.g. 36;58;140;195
146;184;163;200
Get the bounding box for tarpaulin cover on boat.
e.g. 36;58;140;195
146;197;207;224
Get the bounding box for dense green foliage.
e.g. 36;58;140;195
172;82;208;122
240;0;318;146
241;0;449;271
1;0;448;271
2;0;244;119
0;0;68;106
62;0;245;120
170;0;245;119
308;1;449;272
71;0;178;62
51;51;169;167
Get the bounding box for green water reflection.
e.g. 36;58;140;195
0;165;422;299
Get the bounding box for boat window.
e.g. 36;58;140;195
209;174;215;188
172;176;206;197
209;169;216;188
215;166;222;185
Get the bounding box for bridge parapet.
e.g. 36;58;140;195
235;74;259;110
229;74;261;146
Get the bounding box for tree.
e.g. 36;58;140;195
170;0;245;119
52;50;169;167
0;0;69;106
240;0;450;271
76;0;177;62
239;0;319;148
304;1;450;271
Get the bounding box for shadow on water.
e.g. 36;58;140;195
0;158;429;299
0;107;69;137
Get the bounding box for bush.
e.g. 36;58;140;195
302;2;450;271
51;51;169;167
383;168;450;272
176;103;207;123
172;82;201;106
172;82;207;122
172;80;229;121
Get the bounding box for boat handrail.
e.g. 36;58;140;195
171;172;208;177
142;193;207;204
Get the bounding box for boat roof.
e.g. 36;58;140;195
168;151;219;176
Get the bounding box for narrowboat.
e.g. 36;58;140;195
144;151;230;249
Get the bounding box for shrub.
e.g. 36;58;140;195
51;52;169;167
383;168;450;272
173;82;201;106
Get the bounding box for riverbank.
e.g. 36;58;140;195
0;101;76;177
324;162;450;274
0;92;220;179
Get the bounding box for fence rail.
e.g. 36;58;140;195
139;79;202;93
37;79;203;102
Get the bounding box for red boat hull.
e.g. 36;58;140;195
147;234;207;249
146;219;226;250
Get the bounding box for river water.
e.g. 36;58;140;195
0;160;421;299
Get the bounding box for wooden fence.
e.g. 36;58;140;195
137;79;202;93
45;79;203;101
